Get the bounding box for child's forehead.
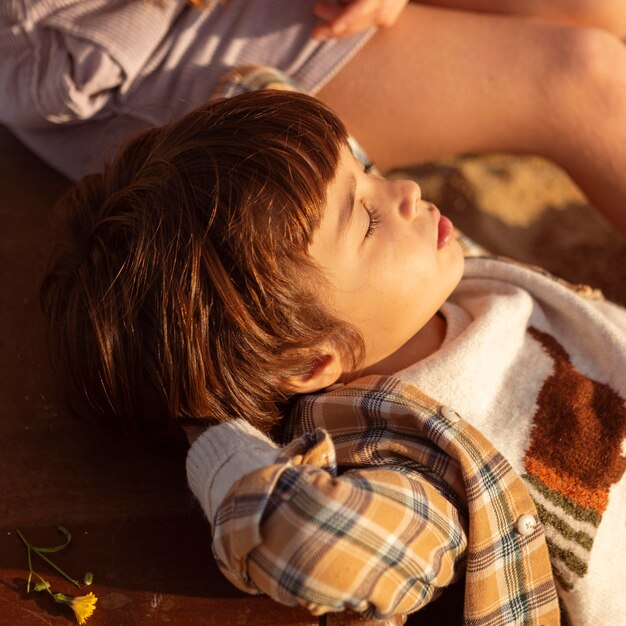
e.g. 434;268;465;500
316;144;359;242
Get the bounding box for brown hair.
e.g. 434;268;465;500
40;90;363;441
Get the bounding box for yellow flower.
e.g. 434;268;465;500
54;592;98;624
71;592;98;624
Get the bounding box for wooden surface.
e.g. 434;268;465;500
0;126;464;625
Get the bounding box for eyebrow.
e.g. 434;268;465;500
336;173;356;236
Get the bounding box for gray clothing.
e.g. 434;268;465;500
0;0;373;179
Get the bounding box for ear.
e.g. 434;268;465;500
286;350;344;394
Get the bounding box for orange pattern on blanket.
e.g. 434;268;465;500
524;457;609;513
525;327;626;513
522;327;626;589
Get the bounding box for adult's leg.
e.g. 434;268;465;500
414;0;626;38
316;5;626;232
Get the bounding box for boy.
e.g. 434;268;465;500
41;90;626;625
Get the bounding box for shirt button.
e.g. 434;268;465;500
440;406;461;423
516;514;538;536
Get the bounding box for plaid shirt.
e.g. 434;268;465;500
209;376;560;624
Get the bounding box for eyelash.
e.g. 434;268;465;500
364;203;380;239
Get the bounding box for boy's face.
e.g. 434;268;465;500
309;145;464;373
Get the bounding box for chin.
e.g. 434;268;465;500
443;244;465;288
452;242;465;270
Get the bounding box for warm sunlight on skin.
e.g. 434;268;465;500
309;145;465;379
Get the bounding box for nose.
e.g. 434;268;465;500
396;179;421;221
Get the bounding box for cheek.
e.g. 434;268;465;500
357;250;428;313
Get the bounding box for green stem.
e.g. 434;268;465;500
31;549;80;587
31;526;72;554
16;529;80;588
16;530;34;592
26;548;33;593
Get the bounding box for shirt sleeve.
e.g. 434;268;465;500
0;0;183;130
187;421;467;620
1;28;124;129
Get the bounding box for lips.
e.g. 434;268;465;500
430;203;454;249
425;202;454;248
437;214;454;249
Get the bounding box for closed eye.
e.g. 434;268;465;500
364;202;380;239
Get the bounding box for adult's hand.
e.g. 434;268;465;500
312;0;409;39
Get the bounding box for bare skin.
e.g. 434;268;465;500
414;0;626;37
316;2;626;232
